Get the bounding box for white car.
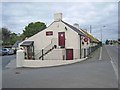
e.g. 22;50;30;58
8;48;14;55
2;48;14;55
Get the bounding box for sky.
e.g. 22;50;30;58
1;2;118;42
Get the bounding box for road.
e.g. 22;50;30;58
105;45;119;88
2;55;16;68
2;45;119;88
105;45;118;69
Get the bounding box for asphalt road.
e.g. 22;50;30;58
2;45;118;88
2;55;16;68
105;45;118;66
105;45;119;88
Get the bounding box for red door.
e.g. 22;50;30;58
58;32;65;47
66;49;73;60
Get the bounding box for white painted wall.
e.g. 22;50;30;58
16;48;88;68
19;21;81;60
16;50;25;67
23;58;87;68
81;36;91;48
44;49;66;60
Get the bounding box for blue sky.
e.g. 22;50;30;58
2;2;118;42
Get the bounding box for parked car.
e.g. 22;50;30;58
8;48;14;55
2;48;9;55
0;48;3;56
2;48;14;55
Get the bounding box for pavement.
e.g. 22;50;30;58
2;45;118;88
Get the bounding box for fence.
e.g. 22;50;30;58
25;45;101;60
90;44;101;53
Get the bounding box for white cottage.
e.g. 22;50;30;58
19;13;94;60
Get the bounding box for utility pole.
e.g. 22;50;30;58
100;26;106;46
100;27;102;43
90;25;92;34
100;27;103;47
89;25;92;53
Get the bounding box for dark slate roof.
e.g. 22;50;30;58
61;20;85;36
20;41;34;46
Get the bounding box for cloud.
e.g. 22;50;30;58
2;2;118;41
1;0;120;2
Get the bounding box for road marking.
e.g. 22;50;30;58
110;60;118;80
105;46;118;80
99;47;102;60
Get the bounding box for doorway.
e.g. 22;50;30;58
58;32;65;48
66;49;73;60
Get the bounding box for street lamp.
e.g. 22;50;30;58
100;25;106;45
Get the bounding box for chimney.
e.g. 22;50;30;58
73;23;79;29
54;13;62;21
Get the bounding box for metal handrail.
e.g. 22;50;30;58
34;38;57;59
44;38;57;50
39;45;57;59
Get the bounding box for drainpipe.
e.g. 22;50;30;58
79;35;82;59
33;45;35;60
90;39;92;54
84;48;86;58
42;49;44;60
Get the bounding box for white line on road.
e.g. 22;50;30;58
105;46;118;80
110;60;118;80
99;47;102;60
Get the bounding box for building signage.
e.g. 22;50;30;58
46;31;53;36
84;37;88;42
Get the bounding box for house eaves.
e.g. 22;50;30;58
80;29;99;43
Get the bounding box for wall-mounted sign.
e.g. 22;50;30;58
84;37;88;42
46;31;53;36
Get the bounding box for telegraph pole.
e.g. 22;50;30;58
90;25;92;34
100;26;106;46
100;27;102;43
89;25;92;53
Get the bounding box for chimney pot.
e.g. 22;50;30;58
73;23;79;29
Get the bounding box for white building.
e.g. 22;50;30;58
19;13;99;60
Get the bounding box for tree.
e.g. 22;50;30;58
2;28;11;45
2;27;11;41
9;33;19;45
1;28;21;45
23;22;46;38
105;40;109;45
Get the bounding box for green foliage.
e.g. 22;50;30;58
2;27;11;41
1;21;47;46
1;28;20;45
23;22;46;38
105;40;109;45
9;33;19;45
19;34;26;41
